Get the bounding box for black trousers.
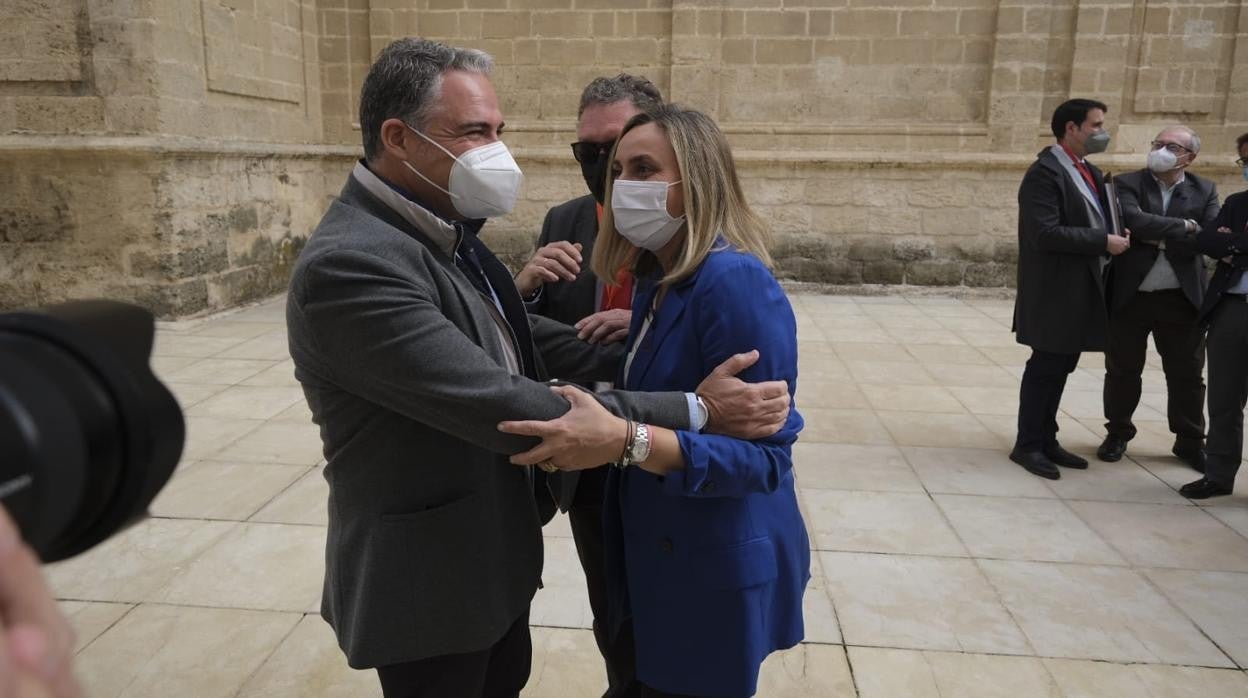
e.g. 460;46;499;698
1206;298;1248;487
568;467;639;697
1103;289;1206;447
1016;350;1081;452
375;610;531;698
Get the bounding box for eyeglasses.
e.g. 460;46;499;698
571;140;613;165
1151;140;1192;155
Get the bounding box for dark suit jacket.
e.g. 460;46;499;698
529;195;600;327
528;194;613;512
1196;189;1248;326
286;173;690;669
1013;147;1111;354
1109;169;1219;310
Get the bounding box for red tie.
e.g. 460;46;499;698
1061;144;1100;195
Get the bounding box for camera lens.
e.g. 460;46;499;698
0;301;184;562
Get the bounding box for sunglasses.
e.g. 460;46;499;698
571;140;613;165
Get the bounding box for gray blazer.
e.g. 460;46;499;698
286;170;691;669
1110;168;1219;310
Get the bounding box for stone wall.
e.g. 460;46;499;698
3;0;1248;317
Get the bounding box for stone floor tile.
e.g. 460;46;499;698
152;333;249;358
238;614;380;698
186;385;306;420
251;466;329;526
165;382;231;410
214;331;293;361
795;321;829;343
181;416;265;461
877;411;1007;450
934;494;1127;565
530;537;593;629
802;557;842;644
979;559;1232;666
165;357;275;385
846;359;938;386
957;330;1018;348
1135;455;1248;509
977;344;1034;366
542;511;573;538
821;552;1030;655
1209;507;1248;538
1146;569;1248;668
755;643;856;697
59;601;134;654
1076;417;1176;458
46;518;235;603
151;461;311;521
158;522;326;612
150;355;199;381
947;386;1019;415
831;341;913;362
875;314;944;331
934;315;1010;333
188;320;281;340
525;627;608;697
793;442;925;493
1067;501;1248;572
823;326;895;344
860;384;966;413
212;419;325;465
850;646;1059;698
804;490;968;556
274;398;316;424
913;302;986;318
922;363;1019;388
808;312;878;330
884;327;965;345
905;343;993;365
240;359;300;387
1044;657;1248;697
798;356;853;381
902;446;1058;498
1059;389;1166;422
76;604;300;698
795;379;870;409
799;408;895;445
225;298;290;323
1046;459;1191;505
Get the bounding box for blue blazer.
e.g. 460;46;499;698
603;246;810;697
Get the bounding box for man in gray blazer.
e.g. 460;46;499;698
1099;125;1220;470
286;39;790;698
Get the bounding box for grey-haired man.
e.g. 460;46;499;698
286;39;790;697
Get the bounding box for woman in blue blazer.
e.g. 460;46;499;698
501;104;809;697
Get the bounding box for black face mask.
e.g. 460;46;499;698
580;157;609;205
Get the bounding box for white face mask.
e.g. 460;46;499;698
403;126;524;219
611;179;685;251
1147;147;1179;174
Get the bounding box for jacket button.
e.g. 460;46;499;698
659;537;674;553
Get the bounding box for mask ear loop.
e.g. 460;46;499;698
401;124;463;203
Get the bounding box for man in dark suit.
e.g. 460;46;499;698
286;39;791;697
1012;98;1131;480
514;73;662;697
1181;133;1248;499
1098;126;1220;470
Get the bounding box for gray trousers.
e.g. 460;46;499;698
1206;297;1248;487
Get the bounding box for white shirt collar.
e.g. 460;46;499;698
1151;170;1186;193
351;161;459;257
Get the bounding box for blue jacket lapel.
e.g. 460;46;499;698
625;277;692;389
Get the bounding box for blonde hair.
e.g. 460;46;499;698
592;105;773;287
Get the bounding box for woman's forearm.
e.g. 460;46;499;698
636;426;686;475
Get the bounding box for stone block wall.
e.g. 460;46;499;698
3;0;1248;317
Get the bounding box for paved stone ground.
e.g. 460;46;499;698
46;293;1248;697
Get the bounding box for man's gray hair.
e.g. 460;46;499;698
359;38;494;161
577;73;663;119
1160;124;1201;154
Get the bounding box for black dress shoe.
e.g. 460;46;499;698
1045;443;1089;469
1096;436;1127;463
1010;449;1061;480
1172;444;1207;474
1179;477;1232;500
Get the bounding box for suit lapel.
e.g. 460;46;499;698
1142;173;1165;215
625;280;691;389
470;236;539;378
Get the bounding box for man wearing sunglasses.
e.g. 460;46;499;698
515;74;662;697
1182;133;1248;499
1098;126;1220;472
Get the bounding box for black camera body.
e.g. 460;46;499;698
0;301;184;562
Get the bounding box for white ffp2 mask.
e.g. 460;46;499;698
611;179;685;251
404;127;524;219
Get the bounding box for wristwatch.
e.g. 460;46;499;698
617;422;652;468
